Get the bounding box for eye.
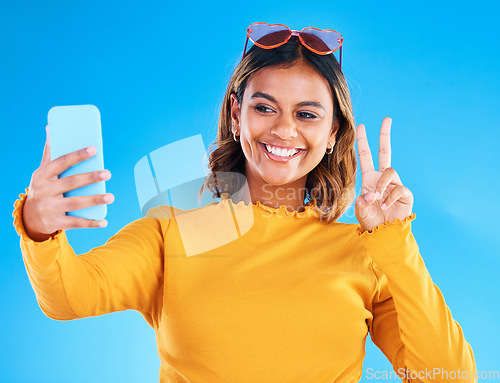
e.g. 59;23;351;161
297;111;318;119
253;104;275;113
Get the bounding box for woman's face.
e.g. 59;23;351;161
230;61;338;190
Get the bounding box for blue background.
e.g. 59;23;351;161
1;0;499;382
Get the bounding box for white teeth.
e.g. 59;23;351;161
265;144;299;157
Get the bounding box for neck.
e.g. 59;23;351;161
244;172;308;213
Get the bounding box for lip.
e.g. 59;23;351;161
259;142;304;162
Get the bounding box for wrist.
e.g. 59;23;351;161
21;202;54;242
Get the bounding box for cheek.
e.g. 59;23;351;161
240;111;268;139
304;129;329;151
238;112;260;159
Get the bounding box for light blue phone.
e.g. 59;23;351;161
47;104;107;221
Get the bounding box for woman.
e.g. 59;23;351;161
14;23;476;382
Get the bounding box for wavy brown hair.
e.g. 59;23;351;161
201;36;357;224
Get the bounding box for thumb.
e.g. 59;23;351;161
40;125;51;167
355;192;377;221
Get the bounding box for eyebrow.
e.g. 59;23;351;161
250;92;326;112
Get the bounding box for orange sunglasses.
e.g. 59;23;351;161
242;22;343;69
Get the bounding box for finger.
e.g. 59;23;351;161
375;167;402;199
58;216;108;230
44;146;97;178
356;124;375;175
380;185;412;210
62;193;114;213
40;125;51;167
356;191;378;219
55;170;111;195
379;117;392;171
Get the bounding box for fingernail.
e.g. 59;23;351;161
86;146;96;154
99;220;108;227
364;193;373;202
381;203;387;210
100;171;111;180
375;191;381;199
103;194;113;203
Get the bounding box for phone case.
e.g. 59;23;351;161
47;104;106;221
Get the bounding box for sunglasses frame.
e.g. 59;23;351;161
242;22;343;69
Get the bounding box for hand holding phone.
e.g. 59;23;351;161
22;105;114;241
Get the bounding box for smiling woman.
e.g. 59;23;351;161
203;32;357;223
13;22;476;383
231;63;337;212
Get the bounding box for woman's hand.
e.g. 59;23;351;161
22;126;114;242
354;117;413;233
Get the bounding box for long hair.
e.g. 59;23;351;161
201;36;357;224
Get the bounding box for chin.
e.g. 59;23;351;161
260;169;302;187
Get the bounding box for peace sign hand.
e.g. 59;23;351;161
354;117;414;233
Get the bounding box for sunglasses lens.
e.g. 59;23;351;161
248;23;291;47
301;28;342;53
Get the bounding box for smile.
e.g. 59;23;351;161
260;143;304;162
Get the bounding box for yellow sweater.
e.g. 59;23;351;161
13;188;476;383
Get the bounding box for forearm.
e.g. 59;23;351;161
377;257;475;376
362;214;476;382
20;230;84;320
15;190;102;320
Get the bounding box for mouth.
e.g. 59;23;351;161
259;142;305;163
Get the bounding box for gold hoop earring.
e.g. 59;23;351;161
326;142;334;154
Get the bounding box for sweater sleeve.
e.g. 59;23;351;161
13;188;166;328
359;213;476;383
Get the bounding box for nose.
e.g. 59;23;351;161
270;113;298;140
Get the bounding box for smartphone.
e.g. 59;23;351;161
47;104;107;221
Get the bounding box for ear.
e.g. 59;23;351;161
230;93;241;134
329;121;339;145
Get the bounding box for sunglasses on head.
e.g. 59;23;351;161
242;22;343;70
